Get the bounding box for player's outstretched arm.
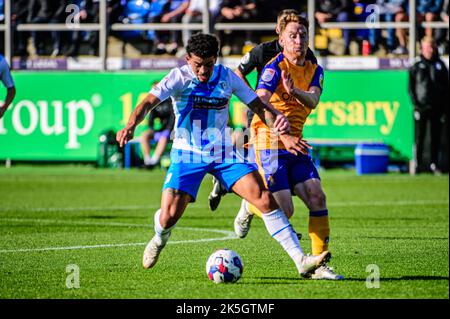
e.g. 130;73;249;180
281;70;321;109
116;93;161;147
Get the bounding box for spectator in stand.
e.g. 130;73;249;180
435;0;449;54
256;0;306;22
216;0;258;55
119;0;152;53
64;0;89;57
49;0;70;57
11;0;29;57
417;0;444;38
315;0;353;55
181;0;222;48
370;0;409;55
160;0;190;55
65;0;123;57
84;0;101;56
147;0;170;55
27;0;53;55
352;0;372;54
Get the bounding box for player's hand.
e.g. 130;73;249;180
279;134;312;156
281;70;295;95
116;126;135;148
273;112;290;135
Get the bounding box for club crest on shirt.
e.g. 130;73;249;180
261;68;276;82
219;81;228;90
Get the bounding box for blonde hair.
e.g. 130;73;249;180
277;11;309;34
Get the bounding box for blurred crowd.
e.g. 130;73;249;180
315;0;449;56
0;0;448;57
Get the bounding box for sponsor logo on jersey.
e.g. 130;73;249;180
219;81;228;90
261;68;276;82
192;96;228;110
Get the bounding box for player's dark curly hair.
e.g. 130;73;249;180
186;33;220;58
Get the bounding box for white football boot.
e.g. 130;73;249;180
311;264;344;280
298;251;331;278
142;235;166;269
234;200;254;238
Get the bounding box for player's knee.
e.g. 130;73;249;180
309;190;326;208
255;190;277;212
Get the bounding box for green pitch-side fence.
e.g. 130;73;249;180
0;70;413;161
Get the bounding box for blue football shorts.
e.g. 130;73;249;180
162;153;257;202
255;149;320;193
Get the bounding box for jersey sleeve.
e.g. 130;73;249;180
228;68;258;105
309;65;324;92
0;58;15;89
256;61;281;94
149;68;182;102
237;45;261;76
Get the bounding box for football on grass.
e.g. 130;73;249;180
206;249;243;284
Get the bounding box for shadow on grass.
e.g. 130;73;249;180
319;276;449;282
243;275;449;284
363;236;449;240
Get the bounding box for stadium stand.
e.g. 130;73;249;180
0;0;448;173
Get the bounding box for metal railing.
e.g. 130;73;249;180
308;0;449;60
1;0;449;68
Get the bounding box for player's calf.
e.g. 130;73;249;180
143;209;176;269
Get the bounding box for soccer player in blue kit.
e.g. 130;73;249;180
116;33;330;278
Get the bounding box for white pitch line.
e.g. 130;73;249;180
0;217;152;228
0;205;158;213
0;219;238;253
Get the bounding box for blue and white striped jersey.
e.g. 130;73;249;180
150;64;257;157
0;55;14;89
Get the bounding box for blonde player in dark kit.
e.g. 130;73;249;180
233;13;344;280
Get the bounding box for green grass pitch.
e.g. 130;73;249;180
0;165;448;299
